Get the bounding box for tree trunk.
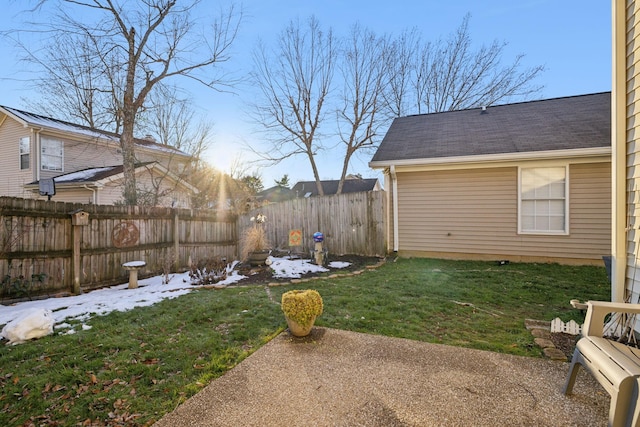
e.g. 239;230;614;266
120;128;137;205
121;87;137;205
309;153;324;196
122;25;138;206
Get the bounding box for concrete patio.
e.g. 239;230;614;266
155;328;609;426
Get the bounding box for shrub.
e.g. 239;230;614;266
281;289;323;328
189;257;228;285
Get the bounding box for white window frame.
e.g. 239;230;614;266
40;137;64;172
518;165;569;235
19;136;30;170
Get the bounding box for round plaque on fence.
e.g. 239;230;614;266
112;221;140;248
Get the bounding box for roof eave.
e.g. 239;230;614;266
100;163;199;194
0;106;29;128
0;107;190;158
24;182;104;190
142;163;200;194
369;146;612;170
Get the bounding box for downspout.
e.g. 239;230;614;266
390;165;399;252
34;128;42;182
83;185;97;205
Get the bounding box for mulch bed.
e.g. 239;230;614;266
549;332;579;359
549;332;640;360
233;254;384;287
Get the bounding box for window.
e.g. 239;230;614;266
519;166;568;234
19;137;30;170
41;138;63;172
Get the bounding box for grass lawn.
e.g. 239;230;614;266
0;257;610;426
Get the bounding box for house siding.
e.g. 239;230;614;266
43;133;123;176
394;162;610;264
618;0;640;302
136;149;188;175
0;119;36;198
97;185;124;206
134;170;192;208
41;188;96;204
0;110;196;207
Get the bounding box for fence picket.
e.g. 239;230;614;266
0;191;386;301
240;191;386;258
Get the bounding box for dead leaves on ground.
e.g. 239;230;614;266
5;370;149;426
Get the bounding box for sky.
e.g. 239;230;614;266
0;0;611;188
0;256;349;343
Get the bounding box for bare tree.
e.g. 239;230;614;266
249;16;336;196
250;15;543;193
383;28;421;119
16;0;242;205
189;163;224;210
28;42;212;206
141;84;214;162
130;84;218;207
334;25;390;194
189;162;261;214
392;15;544;114
23;30;125;132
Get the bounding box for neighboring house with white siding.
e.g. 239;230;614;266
370;92;611;265
0;105;197;207
612;0;640;304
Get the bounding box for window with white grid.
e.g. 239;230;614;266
19;136;30;170
41;137;63;172
519;166;568;234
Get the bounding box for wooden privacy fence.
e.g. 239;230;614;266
0;191;386;302
0;197;236;301
240;191;386;258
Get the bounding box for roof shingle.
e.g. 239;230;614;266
291;178;379;197
371;92;611;163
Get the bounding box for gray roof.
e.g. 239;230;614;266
25;161;199;193
27;163;153;185
0;105;190;158
256;186;295;202
291;179;379;197
371;92;611;164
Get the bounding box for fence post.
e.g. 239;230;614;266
70;210;90;295
173;211;180;271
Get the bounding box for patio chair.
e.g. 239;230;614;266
563;301;640;427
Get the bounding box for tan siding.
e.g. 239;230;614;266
396;167;516;256
95;169;192;207
568;163;612;252
0;118;36;198
98;184;125;205
382;173;394;252
625;0;640;300
396;163;610;264
45;133;123;175
136;149;188;175
0;112;194;206
134;171;192;208
40;188;95;204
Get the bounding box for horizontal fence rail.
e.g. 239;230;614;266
240;191;386;258
0;197;236;301
0;191;386;302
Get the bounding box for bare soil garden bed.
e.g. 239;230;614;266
549;332;579;359
234;254;384;286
